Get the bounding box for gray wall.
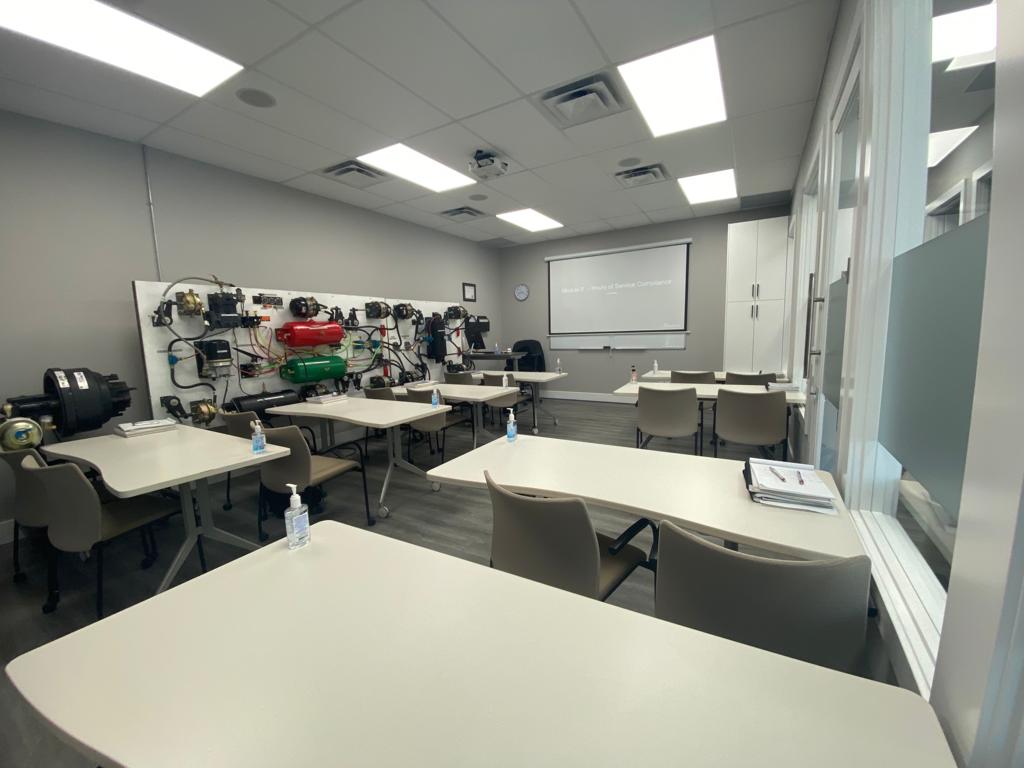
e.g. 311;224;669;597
496;206;790;396
0;109;503;526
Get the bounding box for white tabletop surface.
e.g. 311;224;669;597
614;381;807;406
267;396;451;429
395;382;520;403
428;435;862;560
6;521;953;768
470;371;568;384
40;425;290;498
641;369;728;381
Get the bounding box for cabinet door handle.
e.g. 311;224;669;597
751;283;755;298
756;283;760;298
755;304;759;319
750;305;754;318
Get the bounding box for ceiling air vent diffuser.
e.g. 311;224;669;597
537;72;629;128
319;160;388;189
440;206;485;222
614;163;669;188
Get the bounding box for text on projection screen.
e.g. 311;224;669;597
548;243;689;334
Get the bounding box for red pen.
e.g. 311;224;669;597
796;470;805;486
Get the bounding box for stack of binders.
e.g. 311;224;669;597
114;418;178;438
743;457;837;514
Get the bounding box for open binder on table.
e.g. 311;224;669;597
742;457;838;515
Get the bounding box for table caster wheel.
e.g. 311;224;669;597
431;482;441;492
378;505;391;519
532;427;539;435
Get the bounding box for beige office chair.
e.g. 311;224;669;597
637;386;701;454
220;411;260;511
655;521;871;673
260;425;371;538
484;471;648;601
404;387;470;464
444;371;476;385
670;370;717;384
724;371;777;385
713;389;789;460
21;454;175;618
1;449;50;584
480;371;529;426
363;386;397;400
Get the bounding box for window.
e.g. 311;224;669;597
924;182;965;242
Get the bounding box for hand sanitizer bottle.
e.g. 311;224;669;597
652;359;659;374
630;364;638;383
556;358;562;374
431;387;440;408
250;420;266;454
284;483;310;550
506;409;517;443
501;373;508;388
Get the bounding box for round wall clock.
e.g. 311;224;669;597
514;283;530;302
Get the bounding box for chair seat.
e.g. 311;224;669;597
100;496;176;542
310;455;359;486
595;533;646;600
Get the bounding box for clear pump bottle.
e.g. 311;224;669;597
284;483;310;550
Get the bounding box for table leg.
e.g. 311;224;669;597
473;403;483;448
319;420;331;453
157;483;198;593
533;383;559;433
378;426;434;518
194;478;259;553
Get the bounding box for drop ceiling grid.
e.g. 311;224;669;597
0;0;838;244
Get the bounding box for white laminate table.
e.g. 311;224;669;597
428;435;863;560
394;383;519;448
5;520;954;768
266;397;452;519
640;370;788;382
470;370;568;434
41;425;289;592
614;381;807;406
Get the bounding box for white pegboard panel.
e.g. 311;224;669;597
131;279;468;422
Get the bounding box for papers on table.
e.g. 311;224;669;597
745;458;837;515
767;382;802;392
305;393;348;404
114;418;178;438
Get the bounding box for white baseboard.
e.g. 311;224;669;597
542;390;630;405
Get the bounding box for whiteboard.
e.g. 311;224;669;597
547;240;689;335
548;333;688;351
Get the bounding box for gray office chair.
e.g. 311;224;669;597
221;411;260;511
363;386;397;400
713;389;789;460
444;371;476;385
404;387;470;464
484;471;648;601
637;386;700;454
260;425;372;538
21;454;175;618
724;371;777;385
655;521;871;673
1;449;50;584
670;370;717;384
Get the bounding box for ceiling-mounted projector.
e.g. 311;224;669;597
468;150;509;180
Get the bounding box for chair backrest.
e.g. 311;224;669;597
485;471;600;598
221;410;260;438
403;387;448;432
724;371;777;384
481;372;516;387
21;455;102;552
670;370;717;384
715;389;787;446
0;449;50;527
261;426;313;494
507;339;545;372
444;371;476;385
363;387;397;401
638;386;699;438
655;521;870;672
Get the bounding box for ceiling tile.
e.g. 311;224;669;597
126;0;306;65
206;70;388;158
321;0;519;118
463;100;581;168
717;1;838;117
0;30;194;122
562;110;650;154
483;170;560;206
533;155;620;193
259;31;448;138
271;0;356;24
571;220;614;234
606;212;652;229
0;78;158;141
572;0;715;63
376;202;449;228
436;222;502;241
547;189;641;221
736;155;800;196
623;180;687;211
646;205;695;222
689;198;741;216
168;101;339;170
589;121;735;179
285;173;392;208
406;122;523;176
711;0;810;27
369;178;435;203
406;186;521;216
730;100;814;167
145;127;302;182
427;0;606;93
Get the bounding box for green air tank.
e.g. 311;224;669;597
279;355;347;383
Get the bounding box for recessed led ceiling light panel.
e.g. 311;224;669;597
496;209;563;232
932;2;995;63
928;127;978;167
618;35;727;138
357;144;475;193
677;168;737;204
0;0;243;96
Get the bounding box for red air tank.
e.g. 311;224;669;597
275;321;344;347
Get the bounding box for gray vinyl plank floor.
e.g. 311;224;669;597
0;398;773;768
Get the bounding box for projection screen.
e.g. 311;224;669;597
547;241;689;335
